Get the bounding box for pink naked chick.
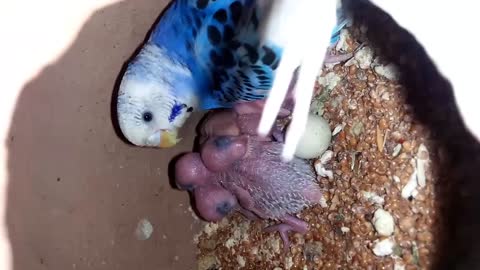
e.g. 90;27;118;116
175;152;259;221
174;107;322;252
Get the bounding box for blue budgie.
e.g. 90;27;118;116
116;0;350;148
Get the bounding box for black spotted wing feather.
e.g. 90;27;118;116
186;0;282;109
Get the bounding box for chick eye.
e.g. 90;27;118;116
142;111;153;122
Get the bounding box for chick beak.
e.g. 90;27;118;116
147;130;181;148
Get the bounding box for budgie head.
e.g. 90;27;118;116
116;43;199;148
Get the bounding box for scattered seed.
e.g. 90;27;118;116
197;25;435;270
135;218;154;241
401;170;419;199
392;144;402;157
377;125;385;152
332;124;344;136
416;144;429;188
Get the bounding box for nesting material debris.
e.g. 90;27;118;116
134;218;154;241
196;25;436;270
372;238;396;256
314;150;334;180
374;63;400;81
416;144;429;188
362;191;385;205
372;209;395;236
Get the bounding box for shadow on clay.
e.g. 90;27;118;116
5;1;202;269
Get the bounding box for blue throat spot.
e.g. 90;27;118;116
169;102;187;123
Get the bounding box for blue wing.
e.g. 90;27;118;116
148;0;348;110
189;0;351;109
147;0;263;106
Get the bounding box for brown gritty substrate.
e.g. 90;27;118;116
195;26;437;270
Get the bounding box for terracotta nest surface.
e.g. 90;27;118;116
194;26;437;270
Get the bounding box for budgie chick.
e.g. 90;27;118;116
175;109;322;252
193;183;239;222
257;0;347;161
175;152;260;222
116;0;350;148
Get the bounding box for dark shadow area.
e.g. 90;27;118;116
5;0;203;269
343;0;480;269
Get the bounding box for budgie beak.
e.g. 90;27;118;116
147;130;181;148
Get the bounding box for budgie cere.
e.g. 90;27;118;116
116;0;349;148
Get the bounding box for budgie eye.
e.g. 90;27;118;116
142;111;153;122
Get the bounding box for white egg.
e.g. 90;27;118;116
293;114;332;159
